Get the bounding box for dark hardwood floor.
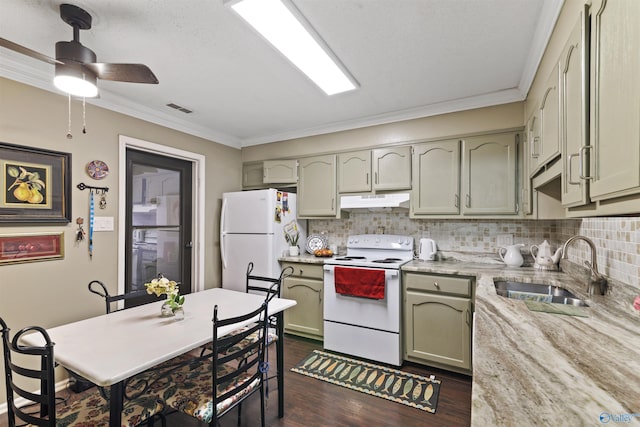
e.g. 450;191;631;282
1;335;471;427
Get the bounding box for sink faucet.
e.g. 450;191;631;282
561;235;608;295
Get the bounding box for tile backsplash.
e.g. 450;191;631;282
308;213;640;289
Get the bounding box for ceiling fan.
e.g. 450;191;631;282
0;3;158;98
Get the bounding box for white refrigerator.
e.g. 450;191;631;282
220;189;306;292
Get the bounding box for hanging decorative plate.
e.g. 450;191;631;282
305;234;328;254
86;160;109;180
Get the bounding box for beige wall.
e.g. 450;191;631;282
0;77;241;404
242;102;524;161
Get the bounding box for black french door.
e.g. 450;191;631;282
125;149;192;307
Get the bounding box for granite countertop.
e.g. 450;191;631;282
402;260;640;425
279;254;330;264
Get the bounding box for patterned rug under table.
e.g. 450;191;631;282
291;350;441;413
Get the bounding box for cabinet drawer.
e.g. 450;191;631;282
404;273;471;297
281;262;324;280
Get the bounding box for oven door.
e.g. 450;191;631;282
323;264;400;333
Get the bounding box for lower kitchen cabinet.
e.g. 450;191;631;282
281;262;324;340
403;271;473;374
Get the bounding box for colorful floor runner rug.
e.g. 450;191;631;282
291;350;441;413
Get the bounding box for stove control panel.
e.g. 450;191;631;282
346;234;413;250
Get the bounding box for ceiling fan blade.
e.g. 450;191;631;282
84;63;159;84
0;37;63;65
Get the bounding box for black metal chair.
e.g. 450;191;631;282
0;317;165;427
199;262;293;418
161;302;270;426
245;262;293;418
88;280;161;314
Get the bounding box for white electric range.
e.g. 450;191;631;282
323;234;414;366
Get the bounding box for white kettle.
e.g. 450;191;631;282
530;240;562;270
419;238;437;261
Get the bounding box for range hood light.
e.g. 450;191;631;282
340;193;410;211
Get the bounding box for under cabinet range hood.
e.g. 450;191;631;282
340;193;410;211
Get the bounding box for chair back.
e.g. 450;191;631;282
88;280;162;314
246;262;294;303
1;317;57;427
211;302;268;420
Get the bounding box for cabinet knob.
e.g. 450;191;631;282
433;282;440;290
299;268;303;275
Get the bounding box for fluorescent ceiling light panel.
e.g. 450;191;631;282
229;0;357;95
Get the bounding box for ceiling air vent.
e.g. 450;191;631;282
166;103;193;114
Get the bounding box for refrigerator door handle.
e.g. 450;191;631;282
220;198;228;269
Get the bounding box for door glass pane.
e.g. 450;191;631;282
131;165;181;292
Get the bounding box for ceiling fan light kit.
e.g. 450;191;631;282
0;3;159;136
53;38;98;98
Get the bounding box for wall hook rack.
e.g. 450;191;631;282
77;182;109;193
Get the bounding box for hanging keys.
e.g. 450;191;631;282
76;217;86;242
99;189;107;209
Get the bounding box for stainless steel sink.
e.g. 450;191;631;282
494;280;588;307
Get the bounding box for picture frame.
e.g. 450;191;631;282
0;142;71;224
0;232;64;264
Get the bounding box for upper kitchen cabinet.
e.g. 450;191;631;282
242;161;264;189
372;146;412;191
338;146;411;193
461;132;518;215
338;150;371;193
410;132;519;218
242;159;297;189
561;4;590;208
263;159;298;184
298;154;339;218
532;63;561;174
521;113;536;216
411;139;461;215
588;0;640;204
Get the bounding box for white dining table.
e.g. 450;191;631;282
23;288;297;427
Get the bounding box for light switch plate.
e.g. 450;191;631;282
497;234;513;247
93;216;114;232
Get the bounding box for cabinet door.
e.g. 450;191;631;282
461;133;518;215
298;155;337;217
536;63;561;171
521;114;535;216
338;150;371;193
527;110;541;179
411;140;460;215
263;159;298;184
590;0;640;201
561;5;590;208
242;162;264;189
372;146;412;191
282;277;323;339
404;291;471;370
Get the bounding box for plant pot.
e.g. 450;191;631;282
289;246;300;256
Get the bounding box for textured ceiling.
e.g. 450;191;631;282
0;0;563;148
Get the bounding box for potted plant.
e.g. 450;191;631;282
144;274;185;319
285;231;300;256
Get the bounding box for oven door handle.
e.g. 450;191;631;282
323;265;398;279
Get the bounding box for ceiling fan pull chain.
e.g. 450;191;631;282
82;96;87;134
66;93;73;139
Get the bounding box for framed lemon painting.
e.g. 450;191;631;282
1;142;71;224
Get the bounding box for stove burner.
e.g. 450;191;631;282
335;256;367;261
372;258;403;263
